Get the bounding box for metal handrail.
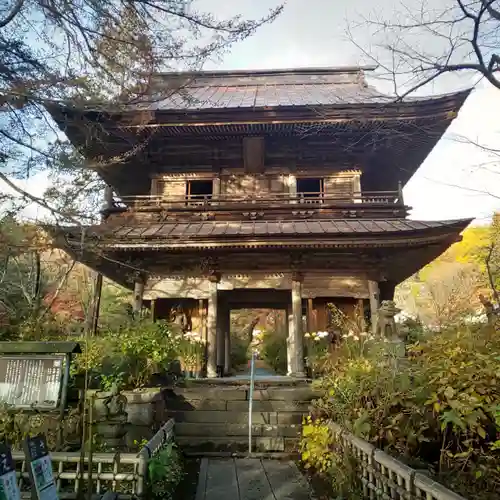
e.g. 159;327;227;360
248;351;256;455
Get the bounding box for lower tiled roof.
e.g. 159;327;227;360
81;218;470;241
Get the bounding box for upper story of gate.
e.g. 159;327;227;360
47;67;470;222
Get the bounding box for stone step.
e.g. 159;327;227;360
167;410;304;425
175;435;300;453
165;398;311;412
175;422;301;438
164;386;321;402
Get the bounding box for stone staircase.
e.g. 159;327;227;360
161;381;320;455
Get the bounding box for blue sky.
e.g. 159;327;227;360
3;0;500;224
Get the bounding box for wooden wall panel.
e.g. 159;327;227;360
323;172;358;198
155;179;186;199
144;277;211;299
219;273;292;290
302;275;368;299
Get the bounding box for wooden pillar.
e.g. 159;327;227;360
199;299;208;375
353;172;362;203
216;302;227;377
213;176;221;200
368;280;380;334
288;174;297;203
306;298;315;333
207;277;219;378
133;280;144;317
357;298;366;332
104;185;113;209
291;274;305;377
224;309;231;376
286;305;294;375
151;298;157;322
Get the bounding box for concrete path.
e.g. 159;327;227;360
195;458;313;500
230;360;284;380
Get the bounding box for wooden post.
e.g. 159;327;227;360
207;277;218;378
150;298;157;322
289;174;297;203
224;309;231;376
212;176;221;200
133;280;144;317
104;185;114;209
306;298;315;333
368;281;380;334
199;299;208;376
291;274;305;377
216;303;226;377
286;304;294;375
357;298;366;332
397;180;404;205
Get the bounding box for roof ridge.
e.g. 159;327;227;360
153;66;377;78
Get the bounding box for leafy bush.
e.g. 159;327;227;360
230;336;249;370
148;442;184;500
308;326;500;498
300;416;362;500
73;319;182;389
260;329;287;374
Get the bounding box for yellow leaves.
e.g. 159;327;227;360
477;426;487;439
444;386;455;400
434;402;441;413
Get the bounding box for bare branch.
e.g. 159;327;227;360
0;0;24;28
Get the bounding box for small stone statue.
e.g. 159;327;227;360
376;300;401;340
377;300;405;358
103;383;127;423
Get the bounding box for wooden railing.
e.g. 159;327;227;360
328;422;466;500
109;191;404;211
11;419;175;499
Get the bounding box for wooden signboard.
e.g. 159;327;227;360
0;444;21;500
23;436;58;500
0;355;64;409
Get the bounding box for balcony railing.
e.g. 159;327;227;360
109;191;404;211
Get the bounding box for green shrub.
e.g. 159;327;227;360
230;336;249;369
309;326;500;498
73;319;181;389
148;442;184;500
260;329;287;374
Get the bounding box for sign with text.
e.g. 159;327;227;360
23;436;58;500
0;355;64;409
0;444;21;500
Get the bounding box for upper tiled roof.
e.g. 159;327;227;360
143;67;401;111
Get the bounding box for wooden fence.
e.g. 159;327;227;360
11;419;175;499
329;422;466;500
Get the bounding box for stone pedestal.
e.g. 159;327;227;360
90;389;128;450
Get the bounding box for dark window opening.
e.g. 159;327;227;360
186;180;213;201
297;178;324;202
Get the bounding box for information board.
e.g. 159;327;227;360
23;436;58;500
0;443;21;500
0;356;64;409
